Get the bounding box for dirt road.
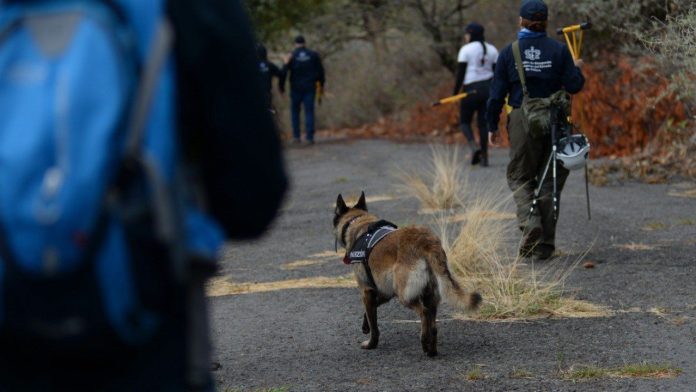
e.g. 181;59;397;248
210;140;696;391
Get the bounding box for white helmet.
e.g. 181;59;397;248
557;134;590;170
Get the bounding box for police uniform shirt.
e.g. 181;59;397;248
457;41;499;85
259;60;282;95
286;47;325;93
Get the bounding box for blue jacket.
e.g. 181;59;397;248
486;35;584;131
282;47;325;93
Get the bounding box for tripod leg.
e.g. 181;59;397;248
552;149;558;222
530;153;554;218
585;163;592;220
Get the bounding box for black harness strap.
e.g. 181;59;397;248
343;220;398;291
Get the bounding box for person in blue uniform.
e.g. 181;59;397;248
282;35;325;145
486;0;585;260
257;44;284;111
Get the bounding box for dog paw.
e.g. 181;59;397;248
360;339;378;350
426;349;438;357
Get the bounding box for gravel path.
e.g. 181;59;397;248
210;139;696;391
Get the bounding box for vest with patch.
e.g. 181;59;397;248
343;220;397;265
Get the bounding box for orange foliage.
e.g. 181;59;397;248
322;54;689;160
573;54;688;157
321;84;509;146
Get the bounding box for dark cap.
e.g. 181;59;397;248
465;22;485;42
294;35;306;44
520;0;548;22
465;22;484;36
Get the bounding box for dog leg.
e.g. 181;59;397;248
425;303;438;357
362;296;390;334
361;289;379;349
419;291;438;357
412;303;429;355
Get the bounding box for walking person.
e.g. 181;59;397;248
453;23;499;167
0;1;287;390
486;0;585;260
257;43;285;112
282;35;325;145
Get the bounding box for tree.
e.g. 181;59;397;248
245;0;329;45
400;0;480;73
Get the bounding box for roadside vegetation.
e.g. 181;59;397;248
246;0;695;183
399;147;608;321
560;362;682;381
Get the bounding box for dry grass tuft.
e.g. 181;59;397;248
401;147;607;321
560;362;682;381
397;145;467;211
668;188;696;199
614;362;682;379
643;221;667;231
465;365;486;381
509;368;534;379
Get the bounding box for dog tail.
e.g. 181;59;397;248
430;249;482;311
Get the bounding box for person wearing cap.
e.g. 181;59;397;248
453;22;499;167
282;35;326;145
486;0;585;260
257;44;285;111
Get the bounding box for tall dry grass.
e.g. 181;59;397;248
399;147;606;320
397;145;467;211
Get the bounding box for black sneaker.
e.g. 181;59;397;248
519;227;543;257
534;244;556;260
471;150;482;165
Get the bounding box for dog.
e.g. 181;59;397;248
333;192;481;356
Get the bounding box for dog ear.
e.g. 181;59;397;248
354;191;367;211
335;194;348;216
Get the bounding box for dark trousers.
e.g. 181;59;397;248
507;109;569;247
459;79;491;154
290;90;316;141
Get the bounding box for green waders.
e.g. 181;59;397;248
507;109;569;249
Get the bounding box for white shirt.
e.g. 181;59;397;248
457;41;499;85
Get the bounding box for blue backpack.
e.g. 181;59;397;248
0;0;224;351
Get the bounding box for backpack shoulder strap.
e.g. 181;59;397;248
512;40;529;97
126;17;174;155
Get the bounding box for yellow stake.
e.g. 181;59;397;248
431;91;475;107
558;22;591;129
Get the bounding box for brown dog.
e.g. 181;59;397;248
334;192;481;356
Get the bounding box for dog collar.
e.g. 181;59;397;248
336;215;361;252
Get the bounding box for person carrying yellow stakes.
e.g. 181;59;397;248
486;0;585;260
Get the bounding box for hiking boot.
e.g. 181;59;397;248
534;244;556;261
471;149;482;165
519;227;543;257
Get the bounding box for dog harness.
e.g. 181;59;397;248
343;220;398;289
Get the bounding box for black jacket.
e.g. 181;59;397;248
486;36;584;132
167;0;288;239
259;60;284;96
282;47;325;93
